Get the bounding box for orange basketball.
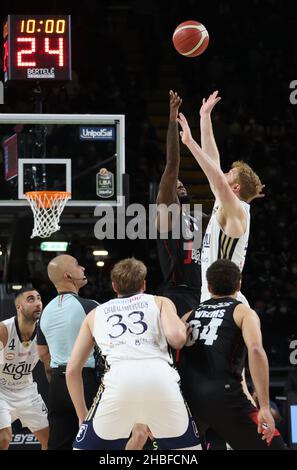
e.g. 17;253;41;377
172;20;209;58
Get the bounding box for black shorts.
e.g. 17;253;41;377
160;285;200;317
181;374;287;450
48;366;99;450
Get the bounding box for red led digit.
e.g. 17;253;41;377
16;37;36;66
44;37;64;66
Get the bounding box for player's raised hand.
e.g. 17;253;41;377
169;90;183;120
177;113;193;145
200;90;221;117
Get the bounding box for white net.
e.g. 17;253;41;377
25;191;71;238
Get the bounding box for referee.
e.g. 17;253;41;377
37;255;100;450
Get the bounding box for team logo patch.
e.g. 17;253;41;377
76;424;88;443
5;352;15;360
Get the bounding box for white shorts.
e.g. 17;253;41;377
0;382;48;432
74;359;200;450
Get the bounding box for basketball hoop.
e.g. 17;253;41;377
25;191;71;238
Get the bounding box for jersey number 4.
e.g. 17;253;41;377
187;318;223;346
8;338;16;350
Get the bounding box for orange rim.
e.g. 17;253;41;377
25;191;71;209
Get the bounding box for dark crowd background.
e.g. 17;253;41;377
0;0;296;407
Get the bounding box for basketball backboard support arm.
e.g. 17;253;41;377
0;113;125;207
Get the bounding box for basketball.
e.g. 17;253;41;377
172;20;209;58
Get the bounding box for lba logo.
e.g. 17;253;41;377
79;126;115;141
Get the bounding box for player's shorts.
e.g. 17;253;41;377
73;359;200;450
0;382;48;432
181;374;286;450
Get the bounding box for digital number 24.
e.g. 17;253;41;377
17;37;64;67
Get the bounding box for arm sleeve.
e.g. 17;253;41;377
36;320;48;346
76;297;100;315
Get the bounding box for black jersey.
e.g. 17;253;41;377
180;297;287;451
157;211;201;289
184;297;246;382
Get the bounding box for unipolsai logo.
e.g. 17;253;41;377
79;126;115;141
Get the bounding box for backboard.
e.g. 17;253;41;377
0;114;125;208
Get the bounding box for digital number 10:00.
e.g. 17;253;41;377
20;19;66;34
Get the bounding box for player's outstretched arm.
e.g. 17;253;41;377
157;91;183;233
156;90;182;211
178;112;244;221
237;305;275;444
200;90;221;168
66;311;95;425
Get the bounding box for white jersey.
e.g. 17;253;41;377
93;293;172;367
201;200;250;302
0;316;39;391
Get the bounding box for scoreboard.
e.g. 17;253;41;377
3;15;71;82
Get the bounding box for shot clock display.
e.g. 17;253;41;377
3;15;71;82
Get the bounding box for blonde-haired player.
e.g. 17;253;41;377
177;92;265;448
66;258;200;450
178;91;264;304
